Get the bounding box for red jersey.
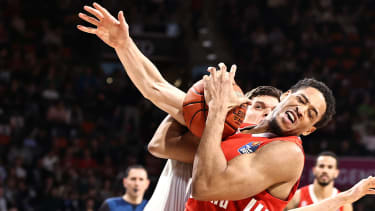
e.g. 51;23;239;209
185;132;304;211
298;185;343;211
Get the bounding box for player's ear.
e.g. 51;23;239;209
334;169;340;179
302;126;316;136
280;90;292;101
123;178;127;188
312;166;317;176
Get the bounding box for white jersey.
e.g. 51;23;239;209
144;159;192;211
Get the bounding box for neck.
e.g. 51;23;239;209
123;193;142;205
312;180;335;200
242;119;271;134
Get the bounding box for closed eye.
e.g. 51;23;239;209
297;96;306;104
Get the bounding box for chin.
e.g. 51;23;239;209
269;118;287;136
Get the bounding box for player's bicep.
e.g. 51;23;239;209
148;115;198;163
205;154;278;200
207;142;304;200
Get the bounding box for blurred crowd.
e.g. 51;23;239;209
217;0;375;157
0;0;184;210
0;0;374;210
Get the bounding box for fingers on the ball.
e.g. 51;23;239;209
229;65;237;80
218;63;227;72
78;13;99;26
84;6;104;20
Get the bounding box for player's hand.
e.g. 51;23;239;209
203;63;250;112
343;176;375;204
77;2;129;49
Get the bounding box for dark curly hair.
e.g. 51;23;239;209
290;78;336;129
245;86;282;101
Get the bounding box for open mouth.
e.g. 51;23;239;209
286;111;296;123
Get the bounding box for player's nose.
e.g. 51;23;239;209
263;108;271;117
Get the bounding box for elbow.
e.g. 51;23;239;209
147;140;165;158
191;179;212;201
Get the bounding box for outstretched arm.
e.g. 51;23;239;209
289;176;374;211
77;3;186;125
148;115;199;163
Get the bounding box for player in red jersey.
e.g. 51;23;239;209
179;65;335;211
144;86;281;211
285;152;353;211
77;4;375;211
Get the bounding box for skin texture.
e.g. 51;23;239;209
77;3;375;210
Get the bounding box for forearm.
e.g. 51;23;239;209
289;192;350;211
148;115;198;163
192;105;228;196
114;38;186;125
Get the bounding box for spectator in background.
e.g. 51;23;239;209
99;165;150;211
0;186;7;211
285;151;353;211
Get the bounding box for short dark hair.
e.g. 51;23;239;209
124;165;147;178
315;151;339;168
245;86;282;101
290;78;336;128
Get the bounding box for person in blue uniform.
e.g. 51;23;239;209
99;165;150;211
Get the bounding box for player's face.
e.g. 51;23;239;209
265;87;327;136
123;169;150;198
244;95;279;125
313;156;339;186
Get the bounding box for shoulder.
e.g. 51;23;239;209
105;197;123;204
254;140;304;179
258;140;304;165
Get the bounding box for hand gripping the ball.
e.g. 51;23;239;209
183;63;249;139
203;63;250;112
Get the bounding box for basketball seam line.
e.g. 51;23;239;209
192;87;203;95
189;108;208;129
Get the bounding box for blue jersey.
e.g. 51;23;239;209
100;197;148;211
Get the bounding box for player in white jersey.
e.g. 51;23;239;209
144;159;192;211
144;86;282;211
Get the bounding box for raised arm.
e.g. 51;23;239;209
77;3;186;124
289;176;374;211
148;115;199;163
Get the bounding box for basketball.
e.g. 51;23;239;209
182;79;248;139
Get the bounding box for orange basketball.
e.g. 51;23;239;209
182;80;248;139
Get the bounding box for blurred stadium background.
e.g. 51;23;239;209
0;0;374;210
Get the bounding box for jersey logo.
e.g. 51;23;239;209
238;141;260;154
